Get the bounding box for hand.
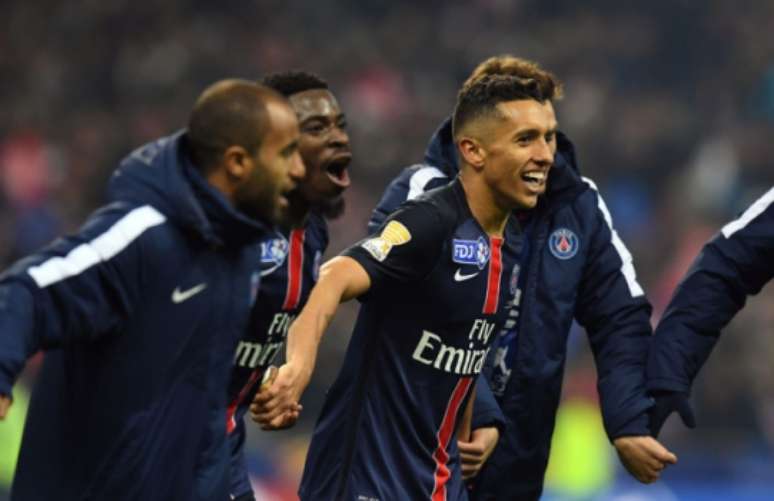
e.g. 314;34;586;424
250;364;305;430
613;435;677;483
458;426;499;480
649;391;696;437
0;394;11;419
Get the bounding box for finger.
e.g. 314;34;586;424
457;441;485;455
460;463;479;480
459;451;483;465
646;440;678;464
0;397;11;419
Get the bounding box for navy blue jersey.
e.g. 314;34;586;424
225;214;328;497
299;179;525;501
368;118;654;500
649;187;774;393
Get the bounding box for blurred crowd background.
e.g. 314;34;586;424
2;1;774;499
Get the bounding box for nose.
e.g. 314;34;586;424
328;125;350;150
288;150;305;183
533;138;554;166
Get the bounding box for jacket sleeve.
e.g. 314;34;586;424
648;187;774;394
367;165;449;233
471;376;506;431
0;202;166;397
574;179;654;439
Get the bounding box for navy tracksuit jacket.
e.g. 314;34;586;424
0;132;268;500
649;187;774;394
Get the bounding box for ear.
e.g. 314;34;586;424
222;145;251;181
457;137;486;171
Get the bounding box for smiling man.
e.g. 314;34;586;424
223;71;352;501
367;56;676;500
252;73;575;501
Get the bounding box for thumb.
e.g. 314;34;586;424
649;438;678;464
0;395;12;420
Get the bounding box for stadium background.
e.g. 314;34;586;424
1;1;774;499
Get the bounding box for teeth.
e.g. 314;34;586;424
523;171;545;183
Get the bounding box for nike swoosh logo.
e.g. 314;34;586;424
171;283;207;303
454;269;480;282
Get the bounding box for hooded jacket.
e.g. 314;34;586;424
369;118;654;500
0;132;268;500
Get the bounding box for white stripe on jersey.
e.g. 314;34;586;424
407;166;448;200
28;205;167;288
721;186;774;238
582;177;645;298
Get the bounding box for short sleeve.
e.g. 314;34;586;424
343;201;446;291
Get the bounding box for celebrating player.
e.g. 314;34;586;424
225;71;351;501
254;72;576;500
0;80;304;500
369;55;677;498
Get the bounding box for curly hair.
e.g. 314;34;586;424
261;70;328;97
453;72;556;138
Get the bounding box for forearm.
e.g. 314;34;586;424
285;256;370;381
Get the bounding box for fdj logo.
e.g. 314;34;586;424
260;237;289;266
453;236;490;269
548;228;579;260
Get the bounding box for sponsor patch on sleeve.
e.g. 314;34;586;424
361;220;412;262
452;236;490;269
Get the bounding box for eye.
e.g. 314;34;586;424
302;123;326;135
545;131;556;143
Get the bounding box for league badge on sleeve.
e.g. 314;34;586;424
361;220;412;261
260;235;289;276
453;236;490;269
548;228;579;260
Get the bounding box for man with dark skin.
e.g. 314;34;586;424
0;80;304;500
223;71;352;501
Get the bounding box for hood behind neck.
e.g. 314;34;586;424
107;131;269;247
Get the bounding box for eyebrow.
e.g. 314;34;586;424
280;140;299;156
512;125;558;138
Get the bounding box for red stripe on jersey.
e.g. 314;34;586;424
281;229;306;310
482;237;503;314
431;377;473;501
225;369;262;434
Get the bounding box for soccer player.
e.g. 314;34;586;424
254;73;560;500
368;56;677;499
224;71;351;501
647;187;774;435
0;80;304;500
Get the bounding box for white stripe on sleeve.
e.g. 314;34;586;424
28;205;167;288
721;186;774;238
407;166;447;201
582;177;645;298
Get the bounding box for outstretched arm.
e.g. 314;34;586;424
251;256;370;429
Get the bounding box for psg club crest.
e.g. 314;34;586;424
452;236;490;269
548;228;579;260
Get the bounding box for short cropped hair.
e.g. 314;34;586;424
187;79;283;172
261;71;328;97
453;73;555;139
462;55;562;100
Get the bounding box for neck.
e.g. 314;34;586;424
205;168;237;206
285;197;310;228
458;171;510;236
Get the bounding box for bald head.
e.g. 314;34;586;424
187;79;288;172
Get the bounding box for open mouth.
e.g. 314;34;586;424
325;152;352;188
520;171;547;192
